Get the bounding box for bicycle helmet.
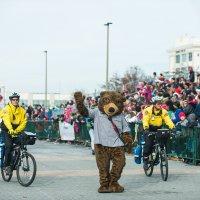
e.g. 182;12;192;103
152;95;163;104
9;92;20;100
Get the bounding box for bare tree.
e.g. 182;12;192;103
101;73;122;91
101;66;149;92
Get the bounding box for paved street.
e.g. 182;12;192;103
0;140;200;200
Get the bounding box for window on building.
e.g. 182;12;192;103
176;55;180;63
182;54;186;62
189;52;192;61
54;100;67;107
33;100;50;107
20;100;28;106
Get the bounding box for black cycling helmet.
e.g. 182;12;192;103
151;95;163;105
9;92;20;100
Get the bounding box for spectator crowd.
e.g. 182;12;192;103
123;69;200;128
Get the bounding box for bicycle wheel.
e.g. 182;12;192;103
160;149;168;181
16;152;37;187
144;154;154;177
1;166;13;182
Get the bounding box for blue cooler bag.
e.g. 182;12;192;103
133;145;142;164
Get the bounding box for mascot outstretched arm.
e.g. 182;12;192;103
74;92;89;117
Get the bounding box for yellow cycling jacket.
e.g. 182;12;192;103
142;105;174;130
0;103;27;137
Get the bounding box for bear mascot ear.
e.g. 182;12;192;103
74;92;89;117
122;96;126;102
118;92;126;102
100;91;108;97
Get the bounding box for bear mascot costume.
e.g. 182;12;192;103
74;91;133;193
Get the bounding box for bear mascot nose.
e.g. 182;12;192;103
108;107;115;113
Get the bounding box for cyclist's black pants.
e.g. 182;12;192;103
143;132;169;159
1;131;20;167
143;133;155;159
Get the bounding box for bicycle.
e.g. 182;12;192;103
143;129;170;181
1;132;37;187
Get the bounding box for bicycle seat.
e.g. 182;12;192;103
13;144;20;150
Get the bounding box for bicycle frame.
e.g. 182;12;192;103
11;144;28;171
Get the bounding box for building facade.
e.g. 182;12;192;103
2;91;72;108
168;36;200;74
19;92;72;107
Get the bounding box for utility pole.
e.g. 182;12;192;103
44;50;48;108
104;22;112;90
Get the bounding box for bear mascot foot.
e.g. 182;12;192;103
98;185;111;193
109;182;124;193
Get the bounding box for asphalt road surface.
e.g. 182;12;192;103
0;140;200;200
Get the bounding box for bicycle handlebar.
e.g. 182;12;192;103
145;129;176;140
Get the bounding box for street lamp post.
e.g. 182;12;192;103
44;50;48;108
104;22;112;90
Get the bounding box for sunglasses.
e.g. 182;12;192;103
155;102;162;105
11;98;19;102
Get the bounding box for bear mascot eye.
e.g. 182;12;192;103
116;99;122;104
103;97;110;104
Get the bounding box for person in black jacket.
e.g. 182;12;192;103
189;67;195;83
26;105;34;120
183;95;196;116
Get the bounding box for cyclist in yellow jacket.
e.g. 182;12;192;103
142;95;175;170
0;92;27;174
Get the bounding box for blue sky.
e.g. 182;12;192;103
0;0;200;94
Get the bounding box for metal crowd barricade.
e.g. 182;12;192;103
25;120;60;141
166;125;200;165
167;126;194;162
73;121;90;145
194;126;200;165
25;120;141;144
26;120;91;144
26;120;200;165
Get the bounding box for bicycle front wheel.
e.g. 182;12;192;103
160;149;168;181
144;154;154;177
16;152;37;187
